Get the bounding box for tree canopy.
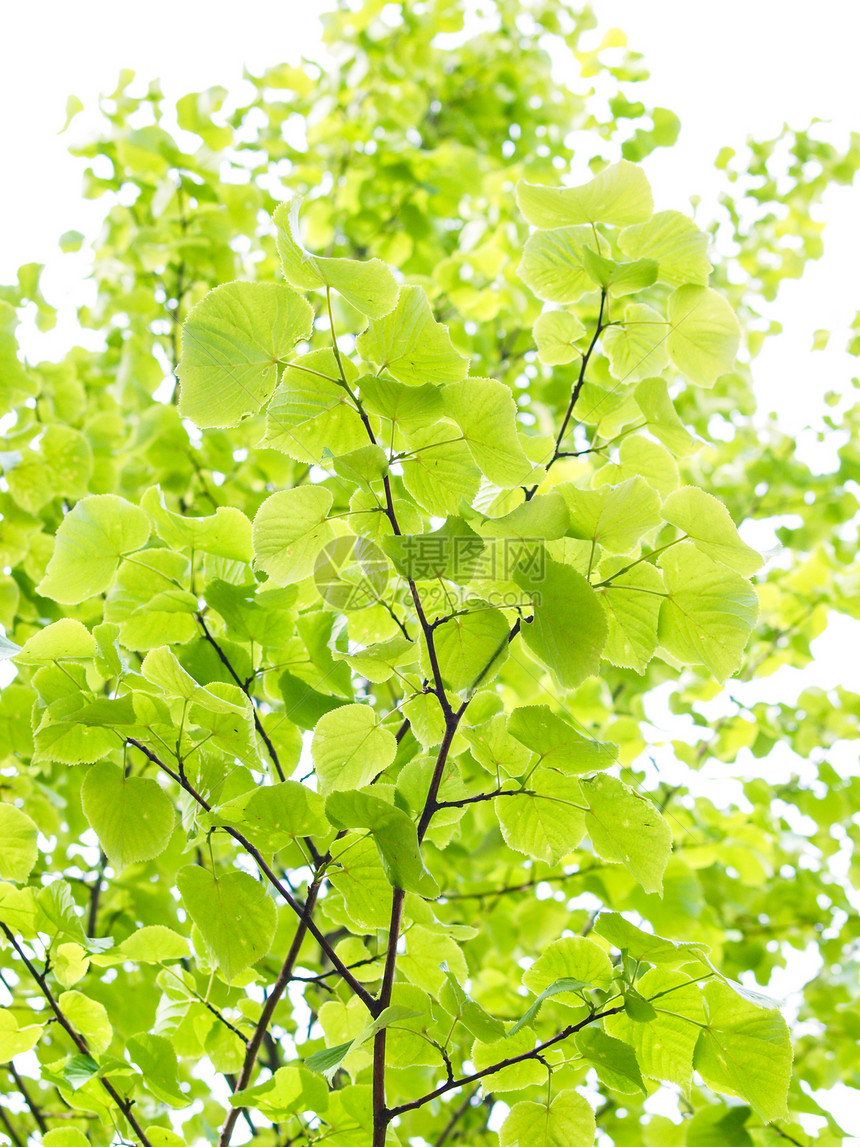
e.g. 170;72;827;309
1;2;859;1146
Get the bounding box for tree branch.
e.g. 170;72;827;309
0;924;154;1147
125;738;374;1012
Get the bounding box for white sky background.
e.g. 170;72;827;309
2;0;860;1138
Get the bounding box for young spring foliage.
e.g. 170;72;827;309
1;2;859;1146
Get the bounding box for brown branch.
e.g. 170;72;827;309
218;878;323;1147
433;1086;479;1147
0;925;154;1147
0;1106;24;1147
125;739;374;1012
6;1063;48;1134
387;1005;624;1120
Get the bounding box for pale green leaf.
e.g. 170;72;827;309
358;375;444;427
274;198;398;318
0;1009;43;1060
661;486;762;575
580;247;658;295
212;781;329;851
252;486;335;584
666;285;740;387
694;980;792;1123
177;281;314;427
261;349;367;463
38;494;151;604
420;607;510;693
400;423;482;516
603;303;669;382
633;377;696;455
517;227;593;303
575;1027;648;1094
500;1090;595;1147
325;789;438;897
497;772;586;865
598;558;664;673
559;476;661;554
517;161;653;228
59;991;112;1054
142;486;253;562
605;968;706;1091
232;1064;328;1116
356;285;468;386
580;772;672;893
311;703;397;793
515;555;608;689
533;311;586;365
0;804;38;882
508;979;590;1037
523;936;614;998
177;865;277;981
442;377;539;487
619;210;711;287
508;705;617;774
15;619;96;664
127;1033;185;1107
81;762;176;871
659;542;759;680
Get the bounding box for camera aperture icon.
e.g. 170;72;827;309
313;534;389;612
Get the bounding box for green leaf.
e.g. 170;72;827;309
686;1105;753;1147
15;619;97;665
311;704;397;793
306;1006;419;1079
580;772;672;893
421;607;510;693
517;161;653;228
594;912;712;968
508;705;617;774
661;486;763;575
559;476;661;554
442;377;537;487
274;198;398;318
400;424;482;515
597;558;664;673
515;555;608;689
42;1129;91;1147
605;968;706;1090
533;311;586;365
262;349;368;463
141;486;253;562
581;247;658;296
439;968;506;1043
356;285;468;386
211;780;329;850
694;981;792;1123
177;281;314;427
127;1033;186;1107
0;1009;43;1059
141;645;249;713
0;301;39;408
81;762;176;871
619;210;711;287
252;486;335;584
517;227;593;303
358;375;444;427
37;494;151;604
666;285;740;387
523;936;614;998
59;991;112;1053
633;377;696;455
115;926;190;964
497;772;586;865
659;542;759;680
176;865;277;981
508;978;590;1036
500;1090;596;1147
574;1027;647;1094
0;805;37;883
61;1053;99;1091
231;1064;328;1117
603;303;669;382
325;789;438;897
